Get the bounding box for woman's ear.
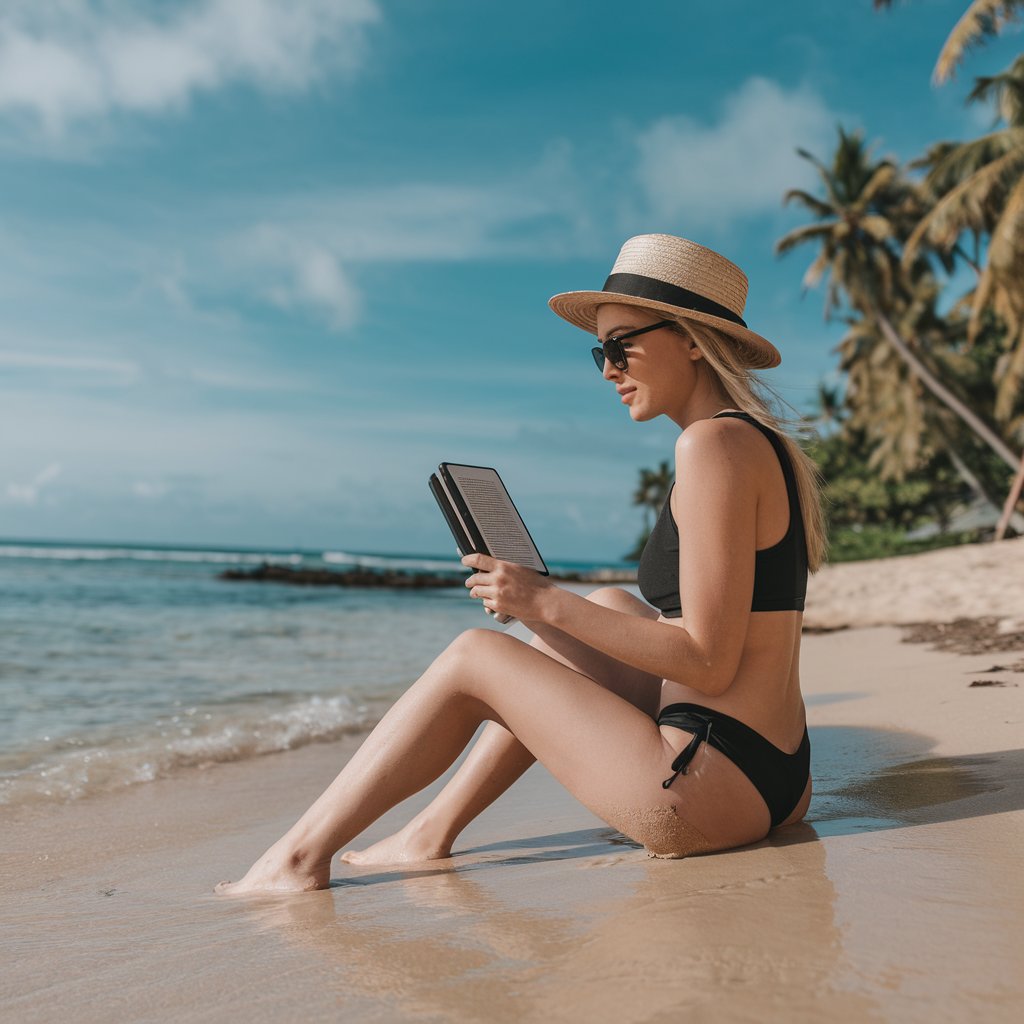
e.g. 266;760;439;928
674;324;703;361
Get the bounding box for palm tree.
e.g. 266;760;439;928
802;380;846;435
902;56;1024;423
874;1;1024;83
838;315;929;480
633;460;674;532
624;460;674;561
875;1;1024;533
777;127;1021;472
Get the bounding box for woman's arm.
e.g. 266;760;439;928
465;419;759;697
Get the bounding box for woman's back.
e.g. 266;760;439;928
647;410;808;754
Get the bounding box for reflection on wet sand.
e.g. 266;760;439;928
529;833;887;1022
227;723;1023;1022
234;827;871;1022
809;726;1023;836
238;847;607;1023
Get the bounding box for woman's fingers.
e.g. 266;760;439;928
462;558;540;619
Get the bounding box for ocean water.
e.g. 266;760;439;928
0;541;622;808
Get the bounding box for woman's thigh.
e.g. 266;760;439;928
446;628;766;857
527;587;662;718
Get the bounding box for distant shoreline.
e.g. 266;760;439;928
219;563;639;588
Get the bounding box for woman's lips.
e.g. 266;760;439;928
618;386;637;404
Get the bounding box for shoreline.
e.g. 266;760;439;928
218;563;641;587
5;610;1018;814
5;531;1023;818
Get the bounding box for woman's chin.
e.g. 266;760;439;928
627;401;654;422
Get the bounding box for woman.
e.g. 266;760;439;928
216;233;828;895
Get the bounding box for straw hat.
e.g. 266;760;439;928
548;234;781;369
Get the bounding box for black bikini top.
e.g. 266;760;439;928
637;411;808;616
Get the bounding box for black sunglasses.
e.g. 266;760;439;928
591;320;675;372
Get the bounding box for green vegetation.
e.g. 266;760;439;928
625;460;674;561
824;525;981;563
625;405;994;563
805;409;991;561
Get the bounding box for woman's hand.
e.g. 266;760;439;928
461;554;555;622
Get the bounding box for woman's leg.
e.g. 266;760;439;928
342;588;661;864
216;623;706;895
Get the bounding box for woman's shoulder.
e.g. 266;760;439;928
674;413;769;464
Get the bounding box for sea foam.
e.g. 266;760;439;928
0;695;380;808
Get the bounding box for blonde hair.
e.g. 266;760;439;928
670;319;830;573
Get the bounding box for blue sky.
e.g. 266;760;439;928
1;0;1019;560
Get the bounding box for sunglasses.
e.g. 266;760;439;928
591;320;675;372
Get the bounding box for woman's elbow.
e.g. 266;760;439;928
681;645;737;697
660;629;738;696
662;664;731;697
691;664;732;697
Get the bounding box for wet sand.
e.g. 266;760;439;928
3;612;1022;1023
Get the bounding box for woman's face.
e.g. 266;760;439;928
594;303;703;425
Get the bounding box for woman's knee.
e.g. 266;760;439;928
586;586;630;608
443;628;517;684
446;627;502;661
586;587;656;618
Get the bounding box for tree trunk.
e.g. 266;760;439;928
944;444;991;505
873;307;1021;471
994;452;1024;541
944;442;1024;535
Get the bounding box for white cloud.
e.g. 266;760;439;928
267;245;361;331
243;180;568;264
0;336;316;394
5;462;62;505
231;160;589;331
635;77;837;227
0;0;380;136
0;348;138;380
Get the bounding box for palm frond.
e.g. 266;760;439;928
967;54;1024;124
924;129;1018;190
903;144;1024;261
795;146;842;207
852;162;898;212
780;188;835;218
934;0;1024;84
859;214;895;242
775;222;834;256
987;167;1024;272
995;324;1024;421
802;247;834;292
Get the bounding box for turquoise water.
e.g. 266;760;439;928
0;541;623;807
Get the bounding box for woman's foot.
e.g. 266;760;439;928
214;844;332;895
340;818;453;866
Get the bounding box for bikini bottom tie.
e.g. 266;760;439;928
661;717;713;789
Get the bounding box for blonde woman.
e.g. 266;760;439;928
216;234;827;894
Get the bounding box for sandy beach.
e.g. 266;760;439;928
4;537;1024;1023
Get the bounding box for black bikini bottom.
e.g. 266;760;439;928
656;703;810;828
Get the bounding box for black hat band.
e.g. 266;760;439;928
602;273;747;329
